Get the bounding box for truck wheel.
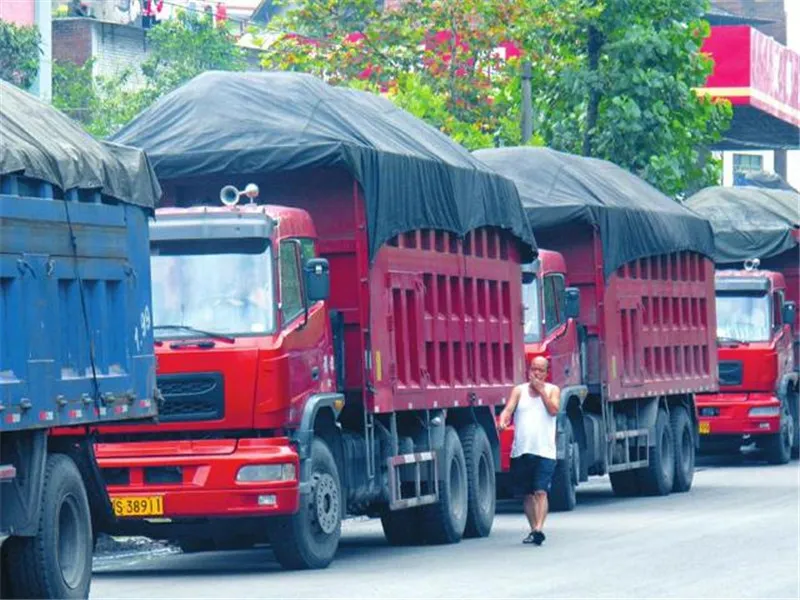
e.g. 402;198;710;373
269;437;341;570
420;426;468;544
460;424;495;537
380;508;422;546
550;419;578;512
6;454;92;599
762;401;792;465
670;406;695;493
609;470;639;497
638;408;675;496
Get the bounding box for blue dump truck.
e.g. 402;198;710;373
0;81;161;599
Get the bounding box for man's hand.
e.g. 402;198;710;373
530;378;546;395
498;385;521;431
498;413;511;431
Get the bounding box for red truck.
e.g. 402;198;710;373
79;71;537;568
685;187;799;463
474;147;719;508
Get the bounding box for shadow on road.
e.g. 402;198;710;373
93;528;449;578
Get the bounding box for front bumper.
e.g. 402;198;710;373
95;438;300;519
696;393;781;437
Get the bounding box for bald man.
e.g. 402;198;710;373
499;356;561;545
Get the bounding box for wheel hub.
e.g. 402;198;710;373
312;473;340;535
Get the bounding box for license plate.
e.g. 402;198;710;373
111;496;164;517
698;421;711;435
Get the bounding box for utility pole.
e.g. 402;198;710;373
32;0;52;102
520;60;533;144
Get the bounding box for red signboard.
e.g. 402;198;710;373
699;25;800;128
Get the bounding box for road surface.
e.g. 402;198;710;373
92;456;799;599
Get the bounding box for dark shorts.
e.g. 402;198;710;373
511;453;557;495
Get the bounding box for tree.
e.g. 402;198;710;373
260;0;731;196
259;0;582;148
52;9;247;137
0;21;41;89
517;0;732;196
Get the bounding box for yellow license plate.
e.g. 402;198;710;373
111;496;164;517
699;421;711;435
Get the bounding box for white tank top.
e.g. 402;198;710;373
511;382;557;460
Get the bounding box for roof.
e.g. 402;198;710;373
472;146;715;277
110;71;536;261
0;80;160;209
704;4;773;26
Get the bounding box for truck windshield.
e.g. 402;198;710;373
716;292;772;343
522;276;542;343
150;241;275;338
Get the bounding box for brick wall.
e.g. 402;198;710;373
711;0;787;43
91;21;149;88
52;18;93;66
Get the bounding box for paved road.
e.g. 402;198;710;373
92;456;799;599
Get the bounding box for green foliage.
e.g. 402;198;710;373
52;10;247;137
260;0;730;196
525;0;732;196
0;21;41;89
260;0;571;149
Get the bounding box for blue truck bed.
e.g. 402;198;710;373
0;175;157;431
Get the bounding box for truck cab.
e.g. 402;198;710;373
697;265;798;463
90;194;338;551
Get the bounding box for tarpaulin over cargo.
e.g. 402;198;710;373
684;186;799;264
472;146;715;277
110;71;537;261
0;80;160;209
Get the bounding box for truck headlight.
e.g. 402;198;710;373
236;463;296;482
748;406;780;417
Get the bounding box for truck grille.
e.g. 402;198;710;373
718;360;743;386
156;373;224;422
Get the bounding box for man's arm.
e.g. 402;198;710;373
541;384;561;416
498;386;521;430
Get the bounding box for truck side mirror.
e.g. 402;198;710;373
782;300;797;328
304;258;330;302
565;287;580;320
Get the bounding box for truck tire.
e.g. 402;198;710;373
638;408;675;496
269;437;341;570
550;418;578;512
609;470;639;497
5;454;92;599
460;424;495;537
762;400;792;465
380;508;422;546
670;406;695;493
419;426;468;544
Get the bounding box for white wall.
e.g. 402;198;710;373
719;2;799;188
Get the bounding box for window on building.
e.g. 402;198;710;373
733;154;764;186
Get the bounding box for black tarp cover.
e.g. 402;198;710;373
472;146;715;277
110;71;536;261
684;186;799;264
0;80;160;209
